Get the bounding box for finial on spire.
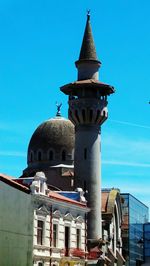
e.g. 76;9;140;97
87;9;90;20
56;102;62;117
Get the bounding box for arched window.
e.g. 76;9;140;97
37;150;42;161
95;110;100;123
30;151;34;162
38;262;43;266
84;148;87;160
62;150;66;161
89;109;93;122
49;150;54;161
82;109;86;122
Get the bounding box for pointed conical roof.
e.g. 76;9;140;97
78;12;100;63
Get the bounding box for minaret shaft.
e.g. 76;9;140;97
68;95;108;240
74;125;101;239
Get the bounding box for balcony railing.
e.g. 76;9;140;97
70;248;85;258
60;247;102;260
87;248;103;260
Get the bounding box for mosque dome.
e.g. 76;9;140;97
27;115;75;168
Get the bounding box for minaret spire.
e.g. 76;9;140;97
75;12;101;81
78;11;99;62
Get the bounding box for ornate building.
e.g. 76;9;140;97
102;189;125;265
0;172;88;266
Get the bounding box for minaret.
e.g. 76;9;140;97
60;13;115;242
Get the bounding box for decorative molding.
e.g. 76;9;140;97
75;216;84;224
33;245;50;251
64;212;74;221
36;204;49;216
53;210;62;218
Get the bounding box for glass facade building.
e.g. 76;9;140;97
121;193;149;266
143;223;150;265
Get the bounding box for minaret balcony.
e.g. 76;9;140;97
68;97;108;126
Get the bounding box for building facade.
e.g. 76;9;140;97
121;193;149;266
142;223;150;265
0;174;33;266
102;189;125;266
0;172;88;266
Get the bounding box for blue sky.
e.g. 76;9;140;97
0;0;150;209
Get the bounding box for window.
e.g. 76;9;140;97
89;109;93;122
37;150;42;161
37;220;44;245
76;228;81;249
65;226;70;256
84;148;87;160
95;110;100;123
38;263;43;266
49;150;54;161
53;224;58;247
62;150;66;161
30;151;34;162
82;109;86;122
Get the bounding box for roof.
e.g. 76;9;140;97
48;191;87;207
121;193;149;209
101;189;121;214
0;173;87;207
50;164;74;169
0;173;30;193
60;79;115;96
28;117;74;153
76;13;100;63
101;191;109;212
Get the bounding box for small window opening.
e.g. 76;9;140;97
95;110;100;123
84;148;87;160
38;151;42;161
82;109;86;122
30;151;33;162
62;150;66;161
89;109;93;122
103;110;106;117
49;150;54;161
38;263;43;266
